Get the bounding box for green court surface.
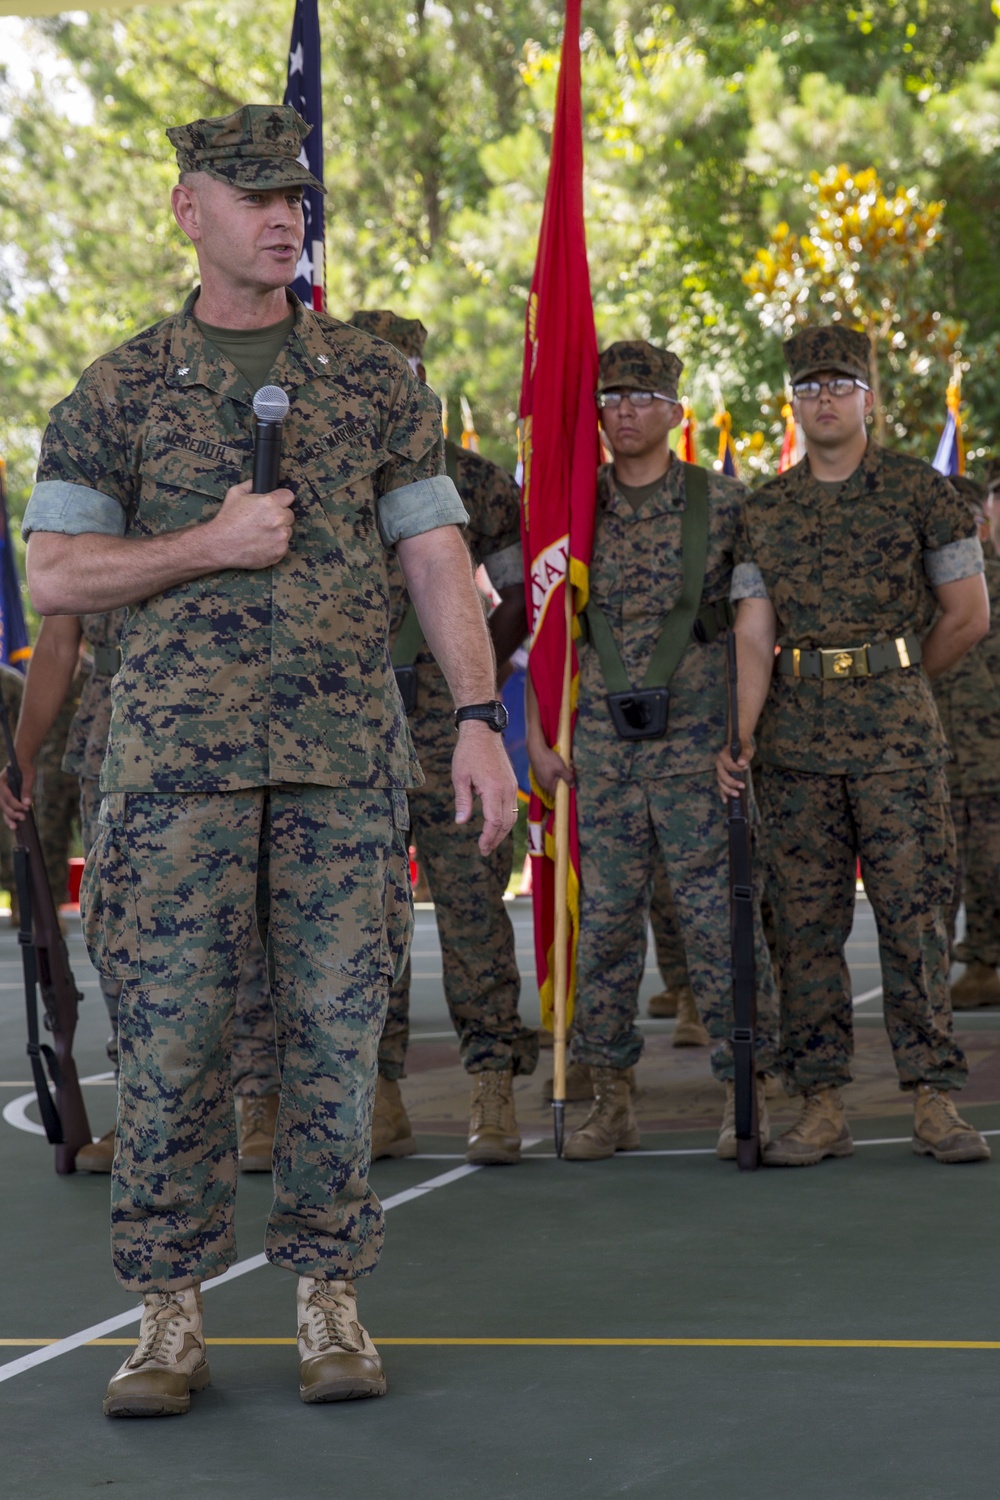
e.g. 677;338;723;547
1;899;998;1499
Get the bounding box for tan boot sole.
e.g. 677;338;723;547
103;1360;210;1418
466;1137;521;1165
672;1024;710;1047
762;1134;854;1168
372;1135;417;1161
912;1134;991;1164
563;1130;640;1161
300;1371;387;1403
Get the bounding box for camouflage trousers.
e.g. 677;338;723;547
649;863;690;991
758;765;967;1094
949;793;1000;968
378;774;537;1079
572;769;778;1082
81;785;412;1293
82;776;278;1092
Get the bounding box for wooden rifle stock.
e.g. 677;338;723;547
725;631;760;1171
0;699;91;1173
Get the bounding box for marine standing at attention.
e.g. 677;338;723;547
718;326;991;1167
18;103;517;1417
349;309;538;1167
528;339;778;1161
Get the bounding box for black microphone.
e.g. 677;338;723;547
252;385;290;493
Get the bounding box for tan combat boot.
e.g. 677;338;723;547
563;1067;641;1160
297;1276;386;1403
672;986;711;1047
371;1075;417;1160
762;1085;854;1167
544;1061;635;1103
103;1286;209;1418
717;1079;772;1160
235;1093;279;1173
76;1127;115;1173
949;963;1000;1010
912;1084;991;1163
466;1068;521;1165
647;986;680;1018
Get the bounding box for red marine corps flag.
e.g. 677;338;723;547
519;0;600;1153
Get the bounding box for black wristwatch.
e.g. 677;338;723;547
454;700;509;733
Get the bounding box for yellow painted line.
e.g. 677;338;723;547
3;1337;1000;1350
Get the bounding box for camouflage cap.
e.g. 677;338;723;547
349;309;428;361
167;104;325;194
784;326;870;384
983;456;1000;492
597;340;682;399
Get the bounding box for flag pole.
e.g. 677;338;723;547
551;577;573;1157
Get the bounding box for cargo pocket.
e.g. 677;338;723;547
80;793;140;981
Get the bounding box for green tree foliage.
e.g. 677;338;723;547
1;0;998;547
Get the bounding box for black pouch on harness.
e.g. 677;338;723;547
606;688;669;741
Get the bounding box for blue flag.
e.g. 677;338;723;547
0;460;30;671
283;0;326;311
932;411;961;476
932;378;964;477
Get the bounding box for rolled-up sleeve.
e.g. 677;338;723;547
924;536;984;586
22;480;127;540
730;560;770;600
377;476;469;547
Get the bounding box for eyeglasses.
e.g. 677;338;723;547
595;390;674;409
791;377;869;400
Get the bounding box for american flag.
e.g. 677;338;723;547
283;0;326;311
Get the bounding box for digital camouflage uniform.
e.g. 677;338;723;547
33;668;82;904
348;309;536;1082
67;610;275;1087
932;547;1000;969
24;289;465;1292
572;455;779;1082
0;661;81;910
733;376;982;1093
380;441;537;1079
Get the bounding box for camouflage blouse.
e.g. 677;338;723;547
732;441;983;775
25;293;466;794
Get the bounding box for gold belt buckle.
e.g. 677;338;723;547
819;646;869;679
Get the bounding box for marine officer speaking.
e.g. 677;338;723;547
19;103;517;1417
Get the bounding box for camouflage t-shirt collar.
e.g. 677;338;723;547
166;288;334;400
606;453;685;515
791;439;885;503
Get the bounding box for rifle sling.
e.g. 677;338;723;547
583;462;712;695
390;443;461;671
13;846;64;1145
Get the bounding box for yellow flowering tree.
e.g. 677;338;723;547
744;165;962;445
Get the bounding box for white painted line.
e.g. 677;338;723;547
852;987;883;1008
3;1071;116;1138
0;1159;487;1384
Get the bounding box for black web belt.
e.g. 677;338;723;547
776;634;922;680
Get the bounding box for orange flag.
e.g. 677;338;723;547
519;0;600;1029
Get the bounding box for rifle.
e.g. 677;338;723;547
725;630;760;1171
0;698;92;1173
